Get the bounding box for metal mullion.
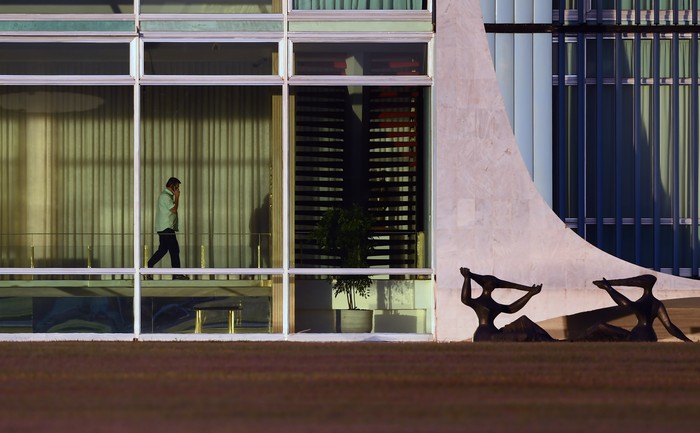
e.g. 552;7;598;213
134;0;139;29
290;268;433;276
654;0;660;25
288;33;432;43
142;267;285;276
653;33;661;271
133;36;141;338
615;33;623;256
634;32;642;265
0;268;135;275
559;0;565;24
673;0;679;25
282;0;289;336
673;33;680;275
636;0;641;25
596;33;604;247
558;33;567;218
692;31;699;276
616;0;622;25
577;32;586;239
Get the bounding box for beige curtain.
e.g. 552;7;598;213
141;86;274;270
0;86;134;271
0;85;275;272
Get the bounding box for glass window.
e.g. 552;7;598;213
140;86;283;334
141;86;281;271
0;86;134;269
293;0;426;10
140;273;274;334
0;1;133;13
144;42;278;75
0;274;135;333
0;43;130;75
293;43;427;76
140;0;281;14
294;273;433;334
292;85;430;270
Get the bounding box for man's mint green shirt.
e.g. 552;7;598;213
154;188;178;232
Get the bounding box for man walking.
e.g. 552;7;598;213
147;177;189;280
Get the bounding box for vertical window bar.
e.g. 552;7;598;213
654;0;660;24
692;31;699;277
133;40;142;337
616;0;622;25
673;33;680;275
596;33;604;245
557;1;565;218
635;32;642;264
615;33;623;255
578;32;587;238
653;33;661;270
577;2;587;237
558;34;567;218
673;0;679;25
694;0;699;25
559;0;565;24
282;1;290;336
636;0;641;25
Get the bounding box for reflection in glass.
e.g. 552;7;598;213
0;43;130;76
140;0;279;14
293;86;429;269
144;43;278;75
0;0;133;13
294;43;427;76
140;274;273;334
0;86;134;269
0;275;134;334
294;274;433;333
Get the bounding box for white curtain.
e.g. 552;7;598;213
141;86;274;270
0;86;133;270
0;85;275;271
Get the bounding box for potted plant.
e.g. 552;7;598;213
313;204;374;332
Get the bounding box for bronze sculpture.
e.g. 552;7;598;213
580;274;693;342
460;267;554;342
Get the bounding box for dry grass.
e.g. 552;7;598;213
0;341;699;432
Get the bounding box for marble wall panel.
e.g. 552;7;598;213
434;0;700;341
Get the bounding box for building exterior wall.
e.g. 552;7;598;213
1;1;699;341
434;0;700;342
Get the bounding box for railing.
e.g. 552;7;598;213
0;232;272;271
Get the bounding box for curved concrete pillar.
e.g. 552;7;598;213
434;0;700;341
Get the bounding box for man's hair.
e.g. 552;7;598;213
166;177;181;188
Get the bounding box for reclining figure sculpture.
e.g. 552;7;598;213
578;274;693;342
460;267;554;342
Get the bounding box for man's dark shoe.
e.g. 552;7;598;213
144;275;153;280
173;275;190;280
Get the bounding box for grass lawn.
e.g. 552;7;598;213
0;341;699;432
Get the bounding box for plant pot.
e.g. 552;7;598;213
336;309;373;333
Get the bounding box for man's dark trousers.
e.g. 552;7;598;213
148;228;181;268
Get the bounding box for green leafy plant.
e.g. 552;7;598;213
312;205;374;310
